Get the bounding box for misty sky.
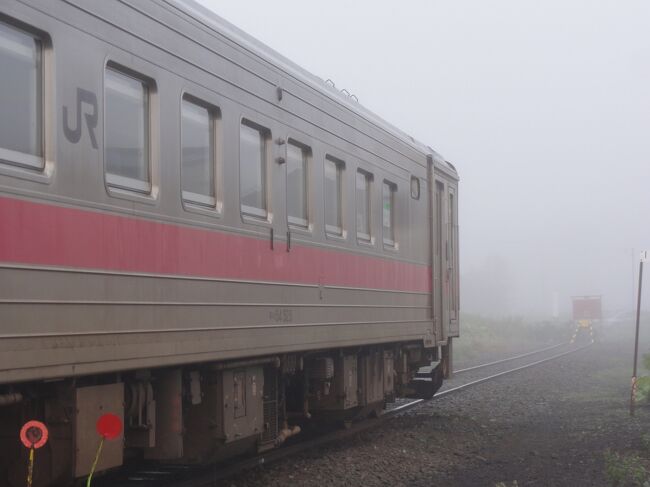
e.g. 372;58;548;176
196;0;650;317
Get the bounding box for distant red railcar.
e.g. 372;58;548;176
571;296;602;321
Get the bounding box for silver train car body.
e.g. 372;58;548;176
0;0;459;484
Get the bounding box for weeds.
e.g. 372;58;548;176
641;434;650;452
454;313;571;363
635;354;650;403
604;449;648;486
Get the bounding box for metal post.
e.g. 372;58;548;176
631;251;647;416
632;248;636;318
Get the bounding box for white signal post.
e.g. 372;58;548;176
631;250;648;416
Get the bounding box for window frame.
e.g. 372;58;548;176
286;138;311;230
0;18;45;171
410;175;420;199
382;179;398;249
324;155;346;239
180;93;221;212
239;118;270;221
103;62;154;195
355;168;373;244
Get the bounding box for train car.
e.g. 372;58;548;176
570;295;601;343
0;1;460;485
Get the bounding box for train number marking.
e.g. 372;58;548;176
63;88;98;149
269;308;293;323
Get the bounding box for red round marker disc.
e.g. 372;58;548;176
20;420;49;449
96;413;122;440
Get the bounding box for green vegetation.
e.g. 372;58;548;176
636;354;650;403
601;352;650;486
641;434;650;452
636;377;650;403
604;450;649;487
454;313;572;363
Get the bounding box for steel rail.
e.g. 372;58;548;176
436;342;592;398
454;341;567;374
376;342;592;419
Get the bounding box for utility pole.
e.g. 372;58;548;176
632;248;636;318
631;250;648;416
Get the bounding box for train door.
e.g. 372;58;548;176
448;185;459;336
434;180;447;342
433;176;460;341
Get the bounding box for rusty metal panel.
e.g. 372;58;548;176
359;351;384;406
144;368;183;460
232;370;247;419
335;355;359;409
310;354;358;411
219;366;264;443
383;351;395;396
340;355;359;409
74;383;123;477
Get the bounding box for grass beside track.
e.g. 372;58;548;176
454;313;575;366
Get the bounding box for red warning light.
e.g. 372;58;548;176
96;413;122;440
20;421;49;449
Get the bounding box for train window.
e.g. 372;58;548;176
382;181;397;248
240;120;268;219
181;96;218;208
0;21;43;169
105;66;151;193
410;176;420;199
356;169;372;242
287;140;310;228
324;155;344;236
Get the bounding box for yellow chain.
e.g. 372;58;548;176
27;447;34;487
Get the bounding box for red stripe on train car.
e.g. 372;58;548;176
0;196;431;292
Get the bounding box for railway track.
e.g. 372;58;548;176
95;341;592;487
453;341;567;374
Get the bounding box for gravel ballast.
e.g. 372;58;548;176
225;340;649;486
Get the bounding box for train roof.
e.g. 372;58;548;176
167;0;458;178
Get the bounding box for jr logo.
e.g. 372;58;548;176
63;88;98;149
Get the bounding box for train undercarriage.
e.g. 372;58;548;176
0;340;451;487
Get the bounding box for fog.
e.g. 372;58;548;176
198;0;650;318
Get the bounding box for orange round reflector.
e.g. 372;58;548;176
20;421;49;449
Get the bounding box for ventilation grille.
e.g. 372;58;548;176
261;367;278;444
